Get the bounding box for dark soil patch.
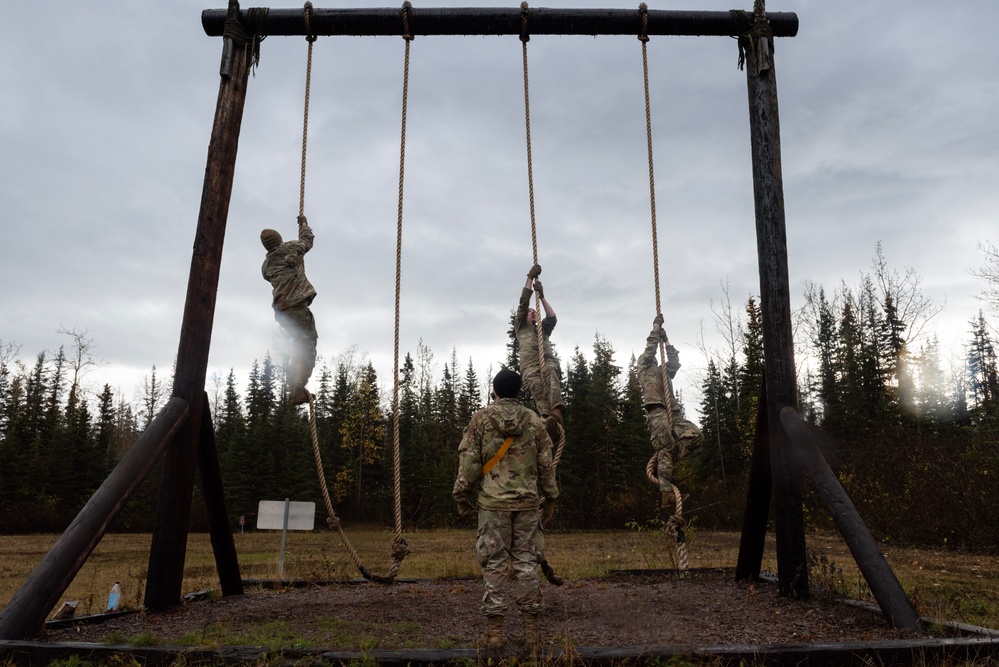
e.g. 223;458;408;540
44;570;921;650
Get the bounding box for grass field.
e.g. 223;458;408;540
1;526;997;629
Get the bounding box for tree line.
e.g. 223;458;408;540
2;247;998;548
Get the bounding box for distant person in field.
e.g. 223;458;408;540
260;215;317;406
513;264;565;445
637;314;703;511
452;369;559;649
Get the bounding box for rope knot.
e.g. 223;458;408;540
401;1;414;41
303;2;317;43
391;536;411;559
638;3;650;44
520;2;530;43
326;515;341;530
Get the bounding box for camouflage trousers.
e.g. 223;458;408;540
476;508;544;617
647;407;704;492
519;340;564;418
275;305;318;392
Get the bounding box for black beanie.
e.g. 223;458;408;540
492;369;522;399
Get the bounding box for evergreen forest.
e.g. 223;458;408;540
2;253;999;550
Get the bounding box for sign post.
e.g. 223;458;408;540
256;499;316;579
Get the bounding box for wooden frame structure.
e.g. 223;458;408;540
0;0;921;641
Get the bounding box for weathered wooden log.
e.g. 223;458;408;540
744;15;808;597
780;407;922;632
0;397;189;640
6;635;999;667
196;392;243;597
145;1;253;611
736;377;772;580
202;7;799;39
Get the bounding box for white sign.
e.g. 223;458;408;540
256;500;316;531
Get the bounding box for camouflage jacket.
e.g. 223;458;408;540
637;332;680;407
514;287;557;358
452;398;559;511
262;222;316;311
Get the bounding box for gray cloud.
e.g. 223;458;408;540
2;0;997;417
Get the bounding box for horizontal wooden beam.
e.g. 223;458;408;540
202;7;798;39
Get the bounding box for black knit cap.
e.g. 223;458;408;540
492;368;522;399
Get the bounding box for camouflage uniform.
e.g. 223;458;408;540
452;398;559;618
636;329;703;492
514;287;565;419
262;221;318;395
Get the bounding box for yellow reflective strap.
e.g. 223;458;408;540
481;436;515;475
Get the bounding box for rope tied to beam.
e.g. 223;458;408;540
733;0;773;72
384;0;416;583
638;4;686;572
519;1;567;470
223;4;268;72
299;2;315;219
637;3;676;445
401;1;414;42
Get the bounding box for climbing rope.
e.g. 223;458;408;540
639;3;676;442
639;3;686;572
384;0;416;581
520;1;567;469
300;2;411;583
307;395;372;579
299;1;316;218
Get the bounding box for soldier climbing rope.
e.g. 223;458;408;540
637;2;690;571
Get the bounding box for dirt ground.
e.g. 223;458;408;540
44;570;920;650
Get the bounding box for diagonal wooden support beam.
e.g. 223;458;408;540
0;398;190;640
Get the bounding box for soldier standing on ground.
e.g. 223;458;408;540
637;314;704;510
513;264;565;444
452;369;559;649
260;215;318;406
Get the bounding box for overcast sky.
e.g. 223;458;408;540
2;1;997;419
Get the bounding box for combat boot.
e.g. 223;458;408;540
522;612;541;646
479;615;504;650
661;488;676;513
543;415;562;445
290;387;311;406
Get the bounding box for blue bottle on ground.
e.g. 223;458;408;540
107;582;121;612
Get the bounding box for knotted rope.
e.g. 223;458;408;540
639;3;686;572
733;0;773;73
222;4;268;73
384;0;416;582
300;2;412;582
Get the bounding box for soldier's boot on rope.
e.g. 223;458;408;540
661;488;676;512
478;615;505;650
543;405;564;445
288;360;311;405
290;387;311;405
522;612;541;646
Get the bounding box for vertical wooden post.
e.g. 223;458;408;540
197;393;244;596
0;398;189;639
744;4;808;597
144;1;252;610
735;377;771;580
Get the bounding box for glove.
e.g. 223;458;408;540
527;264;542;279
534;280;544;300
456;501;476;519
653;313;664;327
540;498;556;526
297;214;308;226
